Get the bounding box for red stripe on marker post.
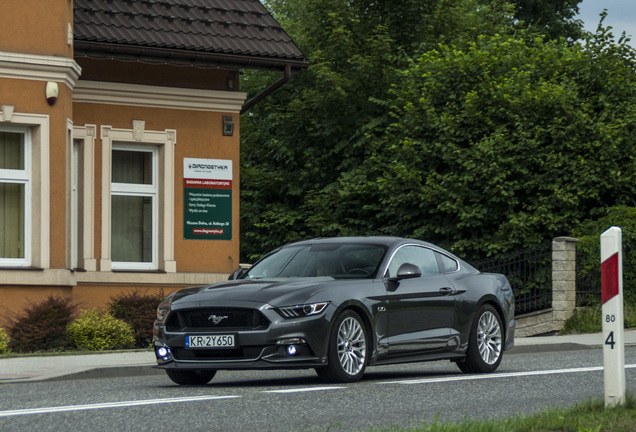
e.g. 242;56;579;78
601;252;619;304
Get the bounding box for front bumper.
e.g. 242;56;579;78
153;303;333;370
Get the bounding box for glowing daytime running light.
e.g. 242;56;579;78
276;302;328;319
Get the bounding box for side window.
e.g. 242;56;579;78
387;245;440;277
436;252;458;273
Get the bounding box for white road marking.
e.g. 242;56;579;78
263;386;346;394
0;395;240;418
3;364;634;417
378;364;636;385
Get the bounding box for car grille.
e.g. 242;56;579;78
166;307;269;332
172;346;265;361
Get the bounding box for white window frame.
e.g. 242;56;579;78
111;144;159;270
71;124;97;271
70;130;78;270
0;109;50;270
0;125;32;266
100;124;176;273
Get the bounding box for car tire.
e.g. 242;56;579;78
316;309;369;383
457;303;503;374
165;369;216;385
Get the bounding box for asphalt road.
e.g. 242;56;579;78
1;348;635;432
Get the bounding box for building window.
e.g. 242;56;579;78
100;124;176;273
111;146;158;269
0;127;31;266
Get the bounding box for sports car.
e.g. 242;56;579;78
153;236;515;384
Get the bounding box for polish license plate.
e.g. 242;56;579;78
185;334;235;349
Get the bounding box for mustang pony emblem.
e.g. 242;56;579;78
208;314;229;325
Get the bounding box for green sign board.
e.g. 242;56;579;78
183;158;232;240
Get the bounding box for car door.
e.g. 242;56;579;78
385;245;457;355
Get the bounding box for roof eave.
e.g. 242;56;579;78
73;41;309;72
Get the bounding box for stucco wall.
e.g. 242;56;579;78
72;102;241;274
1;0;73;58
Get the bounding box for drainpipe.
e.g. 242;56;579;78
240;64;292;114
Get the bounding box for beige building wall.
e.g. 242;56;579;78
1;0;74;57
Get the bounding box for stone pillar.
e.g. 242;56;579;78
552;237;578;331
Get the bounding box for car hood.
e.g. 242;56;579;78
169;277;341;309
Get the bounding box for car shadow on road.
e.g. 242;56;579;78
153;368;465;388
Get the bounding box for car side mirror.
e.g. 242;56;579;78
388;263;422;283
228;267;246;280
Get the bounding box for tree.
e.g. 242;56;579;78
239;1;634;261
512;0;583;42
306;26;636;258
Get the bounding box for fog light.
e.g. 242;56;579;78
155;346;173;363
286;345;298;356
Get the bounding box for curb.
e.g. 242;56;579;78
45;365;165;382
508;343;600;354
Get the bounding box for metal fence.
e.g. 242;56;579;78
471;243;552;315
575;248;601;306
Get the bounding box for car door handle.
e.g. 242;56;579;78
439;287;455;295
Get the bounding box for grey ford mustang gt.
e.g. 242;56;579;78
153;236;515;385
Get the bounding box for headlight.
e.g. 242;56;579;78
275;302;328;319
156;295;174;321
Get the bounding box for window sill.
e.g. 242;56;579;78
0;266;44;271
0;268;76;286
111;269;167;274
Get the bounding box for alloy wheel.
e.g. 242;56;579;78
336;316;367;376
477;310;502;365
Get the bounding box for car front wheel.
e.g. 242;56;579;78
457;304;503;374
165;369;216;385
316;309;369;383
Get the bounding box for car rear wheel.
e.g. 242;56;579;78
165;369;216;385
316;309;369;383
457;304;503;374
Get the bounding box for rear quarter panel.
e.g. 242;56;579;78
446;271;514;351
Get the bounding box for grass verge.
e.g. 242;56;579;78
379;394;636;432
562;303;636;334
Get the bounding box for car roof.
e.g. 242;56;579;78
280;236;475;270
285;236;436;249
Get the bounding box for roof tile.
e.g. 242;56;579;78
74;0;306;68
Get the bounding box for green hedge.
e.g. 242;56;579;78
0;328;9;355
66;310;135;351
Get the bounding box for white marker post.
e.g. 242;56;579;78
600;226;626;407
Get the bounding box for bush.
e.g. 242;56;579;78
574;206;636;306
0;328;10;355
67;309;135;351
6;296;77;353
108;290;162;348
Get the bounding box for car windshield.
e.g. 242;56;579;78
242;243;387;279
